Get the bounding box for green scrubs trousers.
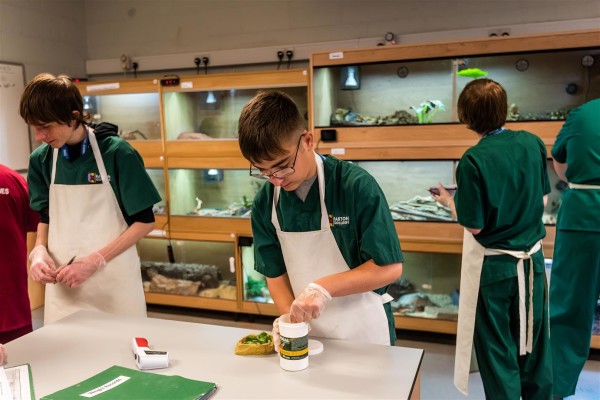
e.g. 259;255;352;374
474;255;553;400
550;230;600;398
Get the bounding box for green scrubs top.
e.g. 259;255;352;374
552;98;600;232
455;129;551;284
28;136;161;220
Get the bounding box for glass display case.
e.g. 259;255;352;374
313;49;599;129
138;238;237;301
353;160;457;222
76;79;164;166
168;168;265;218
146;168;167;216
76;80;162;141
351;159;563;225
163;86;308;141
239;237;273;305
310;30;599;164
389;252;461;325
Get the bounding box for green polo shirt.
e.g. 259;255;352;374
252;154;403;278
552;99;600;232
28;136;161;220
251;155;403;342
455;130;550;285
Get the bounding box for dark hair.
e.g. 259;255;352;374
238;90;305;164
19;73;89;127
457;78;507;135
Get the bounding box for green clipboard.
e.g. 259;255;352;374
2;364;35;400
40;365;217;400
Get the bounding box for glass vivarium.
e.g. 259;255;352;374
388;252;461;321
163;87;308;140
137;238;236;300
353;160;457;222
84;93;161;140
240;237;273;304
146;168;167;216
169;168;265;218
313;48;599;127
354;159;563;225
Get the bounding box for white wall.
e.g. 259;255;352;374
83;0;600;62
0;0;87;80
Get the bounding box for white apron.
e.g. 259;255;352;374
45;129;147;324
272;153;393;345
454;229;542;395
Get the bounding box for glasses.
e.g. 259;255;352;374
249;133;306;180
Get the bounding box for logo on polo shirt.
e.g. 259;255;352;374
328;214;350;227
0;188;9;195
87;172;111;184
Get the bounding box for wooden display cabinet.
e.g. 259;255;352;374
310;29;599;337
144;69;308;315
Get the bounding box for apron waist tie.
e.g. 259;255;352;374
483;240;542;355
569;182;600;189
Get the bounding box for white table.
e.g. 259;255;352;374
5;311;423;399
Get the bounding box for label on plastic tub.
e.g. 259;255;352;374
279;334;308;360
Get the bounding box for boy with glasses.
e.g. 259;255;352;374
239;90;403;346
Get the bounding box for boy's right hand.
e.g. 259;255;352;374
28;245;57;284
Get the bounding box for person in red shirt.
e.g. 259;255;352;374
0;164;39;345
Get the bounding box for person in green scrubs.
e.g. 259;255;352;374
549;98;600;399
20;73;161;324
238;91;403;346
436;79;553;399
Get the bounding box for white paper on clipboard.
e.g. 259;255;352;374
0;365;33;400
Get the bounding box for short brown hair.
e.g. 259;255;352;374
238;90;305;164
19;73;88;127
457;78;507;135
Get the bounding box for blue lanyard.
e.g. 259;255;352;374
60;128;89;160
483;127;505;138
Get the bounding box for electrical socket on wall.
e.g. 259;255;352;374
488;28;511;37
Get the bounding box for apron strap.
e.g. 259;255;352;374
272;152;329;231
87;129;110;186
484;240;542;355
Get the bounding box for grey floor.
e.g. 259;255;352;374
32;307;600;399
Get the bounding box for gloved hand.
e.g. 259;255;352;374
28;245;58;284
272;317;280;353
0;343;6;365
56;252;106;288
290;283;332;323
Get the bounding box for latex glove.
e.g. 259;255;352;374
28;245;58;284
272;317;280;353
56;252;106;288
432;183;453;208
0;344;6;365
290;283;332;323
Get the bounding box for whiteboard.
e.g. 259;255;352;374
0;62;31;171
